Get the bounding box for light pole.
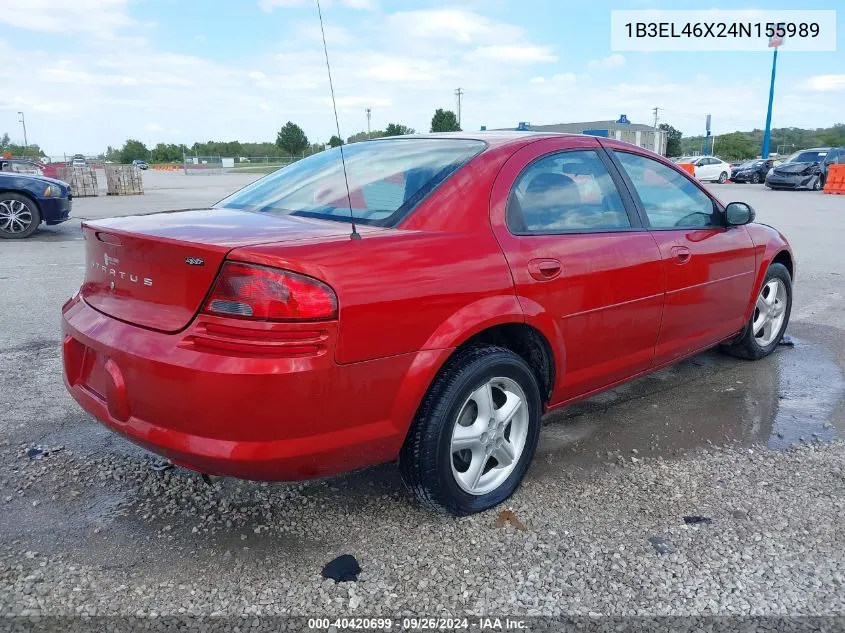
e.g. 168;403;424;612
761;29;784;158
18;112;28;158
365;108;371;138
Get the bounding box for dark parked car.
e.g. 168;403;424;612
821;147;845;183
765;148;833;190
0;171;72;238
731;159;774;184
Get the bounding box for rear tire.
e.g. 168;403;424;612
718;172;728;184
0;193;41;239
722;263;792;360
399;346;542;516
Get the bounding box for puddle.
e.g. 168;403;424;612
534;335;845;469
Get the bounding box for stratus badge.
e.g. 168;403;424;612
185;257;205;266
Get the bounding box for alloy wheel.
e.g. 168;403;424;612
450;377;529;496
752;278;788;347
0;199;33;234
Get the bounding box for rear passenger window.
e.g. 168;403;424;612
506;150;630;233
614;151;719;229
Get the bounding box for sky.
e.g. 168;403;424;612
0;0;843;156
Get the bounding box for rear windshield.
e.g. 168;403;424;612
216;138;486;227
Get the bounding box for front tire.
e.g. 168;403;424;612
722;263;792;360
751;172;761;184
0;193;41;239
399;346;542;516
814;174;824;191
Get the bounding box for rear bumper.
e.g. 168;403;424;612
61;296;441;480
40;196;72;225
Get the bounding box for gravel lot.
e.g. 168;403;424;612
1;172;844;626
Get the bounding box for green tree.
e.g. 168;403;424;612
347;131;372;144
119;139;150;163
0;132;9;149
659;123;683;157
328;135;344;148
104;146;121;163
276;121;309;156
709;132;757;160
383;123;415;137
430;109;461;133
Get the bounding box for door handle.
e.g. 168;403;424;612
528;258;562;281
670;246;691;264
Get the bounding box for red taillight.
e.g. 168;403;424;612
202;262;337;321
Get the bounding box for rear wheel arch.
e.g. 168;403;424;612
457;322;556;406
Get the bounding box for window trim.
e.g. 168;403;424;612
608;149;728;232
504;147;644;237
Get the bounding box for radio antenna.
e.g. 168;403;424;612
316;0;360;240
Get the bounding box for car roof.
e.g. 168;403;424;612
366;130;587;151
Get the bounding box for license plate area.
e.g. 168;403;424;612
63;336;108;401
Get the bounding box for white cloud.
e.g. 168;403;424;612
803;75;845;92
384;9;521;44
0;0;135;35
367;58;437;82
295;23;355;45
248;71;267;81
587;54;626;70
259;0;374;11
333;96;391;107
469;45;557;63
146;123;163;132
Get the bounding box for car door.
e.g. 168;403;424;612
608;147;756;364
489;136;664;404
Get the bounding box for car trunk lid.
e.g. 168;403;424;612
80;208;367;332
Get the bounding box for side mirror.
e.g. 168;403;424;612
725;201;755;226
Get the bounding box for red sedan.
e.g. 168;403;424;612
62;133;794;515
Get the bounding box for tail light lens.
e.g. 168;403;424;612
203;262;337;321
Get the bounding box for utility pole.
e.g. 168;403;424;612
454;88;464;127
365;108;371;138
17;111;28;158
652;106;661;130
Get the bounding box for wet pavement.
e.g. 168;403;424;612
538;323;844;469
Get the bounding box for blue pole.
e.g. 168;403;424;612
762;48;778;158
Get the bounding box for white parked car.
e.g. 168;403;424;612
676;156;732;183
